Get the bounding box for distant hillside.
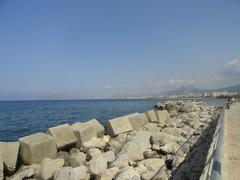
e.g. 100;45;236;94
215;84;240;92
166;86;208;95
165;84;240;96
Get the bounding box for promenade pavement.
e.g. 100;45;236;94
222;102;240;180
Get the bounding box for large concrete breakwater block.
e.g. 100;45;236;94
105;113;139;137
48;123;77;150
0;142;19;175
71;119;105;148
155;110;170;124
145;110;158;122
19;133;57;165
128;113;149;130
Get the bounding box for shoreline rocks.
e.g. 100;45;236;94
0;101;222;180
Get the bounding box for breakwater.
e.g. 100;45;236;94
0;101;222;180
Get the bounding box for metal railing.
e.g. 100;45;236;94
199;111;224;180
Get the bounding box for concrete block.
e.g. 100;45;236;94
0;142;19;174
71;123;98;148
19;133;57;165
71;119;104;148
83;119;105;137
128;113;149;130
48;123;77;150
106;113;139;137
155;110;170;124
145;110;158;122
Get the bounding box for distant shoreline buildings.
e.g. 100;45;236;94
125;91;240;99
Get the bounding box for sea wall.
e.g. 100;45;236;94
0;101;222;180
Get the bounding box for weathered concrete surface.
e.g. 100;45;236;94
222;103;240;180
48;123;77;150
19;133;57;165
155;110;170;124
71;119;105;148
145;110;158;122
106;113;139;137
0;142;19;174
128;113;149;130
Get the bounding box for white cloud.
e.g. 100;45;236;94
104;85;111;89
225;59;240;74
168;79;194;87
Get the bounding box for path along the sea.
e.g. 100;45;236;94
222;102;240;180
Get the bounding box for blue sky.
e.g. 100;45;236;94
0;0;240;99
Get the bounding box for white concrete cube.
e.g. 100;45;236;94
48;123;77;150
19;133;57;165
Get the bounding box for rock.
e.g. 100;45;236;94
8;164;39;180
97;167;119;180
87;148;102;159
143;123;159;132
0;142;19;175
151;144;161;151
145;110;158;122
138;158;165;172
19;132;57;165
88;155;107;176
57;151;71;166
150;135;165;146
148;166;170;180
154;103;165;110
69;148;86;167
82;137;106;151
128;113;149;130
159;142;180;155
54;166;87;180
180;102;197;113
116;131;151;162
106;113;139;137
161;127;182;136
102;151;115;163
155;110;170;124
143;150;159;159
73;166;87;180
151;132;186;146
101;135;111;144
115;167;141;180
169;110;178;117
40;158;64;180
71;119;105;148
165;101;177;112
106;134;127;154
48;123;77;150
134;164;148;175
0;146;3;180
54;167;75;180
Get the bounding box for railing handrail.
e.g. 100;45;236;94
200;110;225;180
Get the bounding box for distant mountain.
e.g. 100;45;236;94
215;84;240;92
166;86;208;95
165;84;240;96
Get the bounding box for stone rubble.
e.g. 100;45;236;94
1;100;222;180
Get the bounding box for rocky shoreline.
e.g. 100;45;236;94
0;101;223;180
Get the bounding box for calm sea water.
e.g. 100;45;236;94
0;98;225;141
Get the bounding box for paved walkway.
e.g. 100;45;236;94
222;102;240;180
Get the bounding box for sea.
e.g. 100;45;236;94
0;98;226;141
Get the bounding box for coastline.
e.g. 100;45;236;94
0;100;223;179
